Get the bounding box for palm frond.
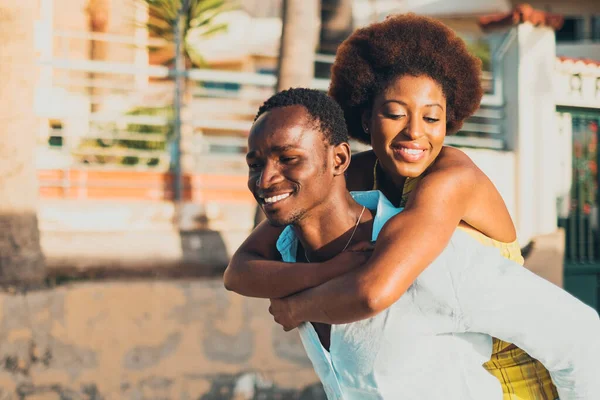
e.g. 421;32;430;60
138;0;232;67
188;21;227;38
190;0;227;16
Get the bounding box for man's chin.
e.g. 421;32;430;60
267;219;287;228
263;207;304;228
262;208;288;227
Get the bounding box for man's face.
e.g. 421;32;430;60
246;105;334;227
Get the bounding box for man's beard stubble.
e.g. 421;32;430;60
265;207;308;228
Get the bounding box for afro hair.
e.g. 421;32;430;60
329;13;483;144
255;87;349;146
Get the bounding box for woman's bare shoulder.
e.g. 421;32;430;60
423;147;516;241
431;146;478;171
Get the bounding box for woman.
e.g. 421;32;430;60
225;14;557;399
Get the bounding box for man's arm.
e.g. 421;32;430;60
453;234;600;399
223;220;370;298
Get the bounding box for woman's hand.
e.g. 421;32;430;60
269;245;374;331
269;298;300;331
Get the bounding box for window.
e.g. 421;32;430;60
556;17;586;42
592;16;600;42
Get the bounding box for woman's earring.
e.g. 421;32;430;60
363;126;370;135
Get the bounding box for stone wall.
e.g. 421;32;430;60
0;279;323;399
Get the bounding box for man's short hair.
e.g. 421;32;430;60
255;88;349;146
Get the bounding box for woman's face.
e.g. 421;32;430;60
365;74;447;180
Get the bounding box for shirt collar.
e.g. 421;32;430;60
276;190;402;261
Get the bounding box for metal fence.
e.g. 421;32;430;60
557;109;600;311
36;29;508;202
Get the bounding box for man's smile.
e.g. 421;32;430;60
262;192;292;204
256;191;295;209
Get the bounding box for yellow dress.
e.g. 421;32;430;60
377;166;559;399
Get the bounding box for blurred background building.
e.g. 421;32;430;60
0;0;599;397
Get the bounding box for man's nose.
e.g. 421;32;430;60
257;161;283;189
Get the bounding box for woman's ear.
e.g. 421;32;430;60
333;142;351;176
361;110;372;135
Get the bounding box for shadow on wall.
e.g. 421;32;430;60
180;214;230;273
200;373;326;400
6;373;326;400
0;212;45;286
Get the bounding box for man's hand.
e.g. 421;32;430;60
269;298;301;331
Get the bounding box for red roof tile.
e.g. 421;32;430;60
479;4;564;31
557;56;600;68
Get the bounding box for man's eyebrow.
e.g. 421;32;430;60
271;145;298;153
246;145;298;159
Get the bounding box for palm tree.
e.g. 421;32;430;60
139;0;229;201
0;0;46;284
143;0;229;67
316;0;353;78
276;0;320;91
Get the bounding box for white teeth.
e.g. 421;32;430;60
263;193;291;204
401;148;424;155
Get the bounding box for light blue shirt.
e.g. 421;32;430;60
276;190;600;400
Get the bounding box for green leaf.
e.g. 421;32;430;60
137;0;231;66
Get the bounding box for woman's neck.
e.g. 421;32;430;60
375;161;406;207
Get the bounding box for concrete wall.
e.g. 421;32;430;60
493;23;564;246
0;279;323;399
461;149;517;228
518;23;561;241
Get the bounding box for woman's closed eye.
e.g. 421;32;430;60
384;113;406;120
424;117;440;123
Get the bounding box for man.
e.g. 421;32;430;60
239;88;600;399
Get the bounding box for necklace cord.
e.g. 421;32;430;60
304;205;367;263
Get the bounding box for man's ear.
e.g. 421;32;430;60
333;142;351;176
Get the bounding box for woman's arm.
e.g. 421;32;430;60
223;220;370;298
270;147;520;326
270;159;486;326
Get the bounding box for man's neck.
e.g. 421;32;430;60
292;191;373;262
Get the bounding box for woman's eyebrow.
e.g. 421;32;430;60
424;103;444;110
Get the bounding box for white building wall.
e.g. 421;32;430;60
516;23;560;243
461;149;517;223
479;23;561;246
